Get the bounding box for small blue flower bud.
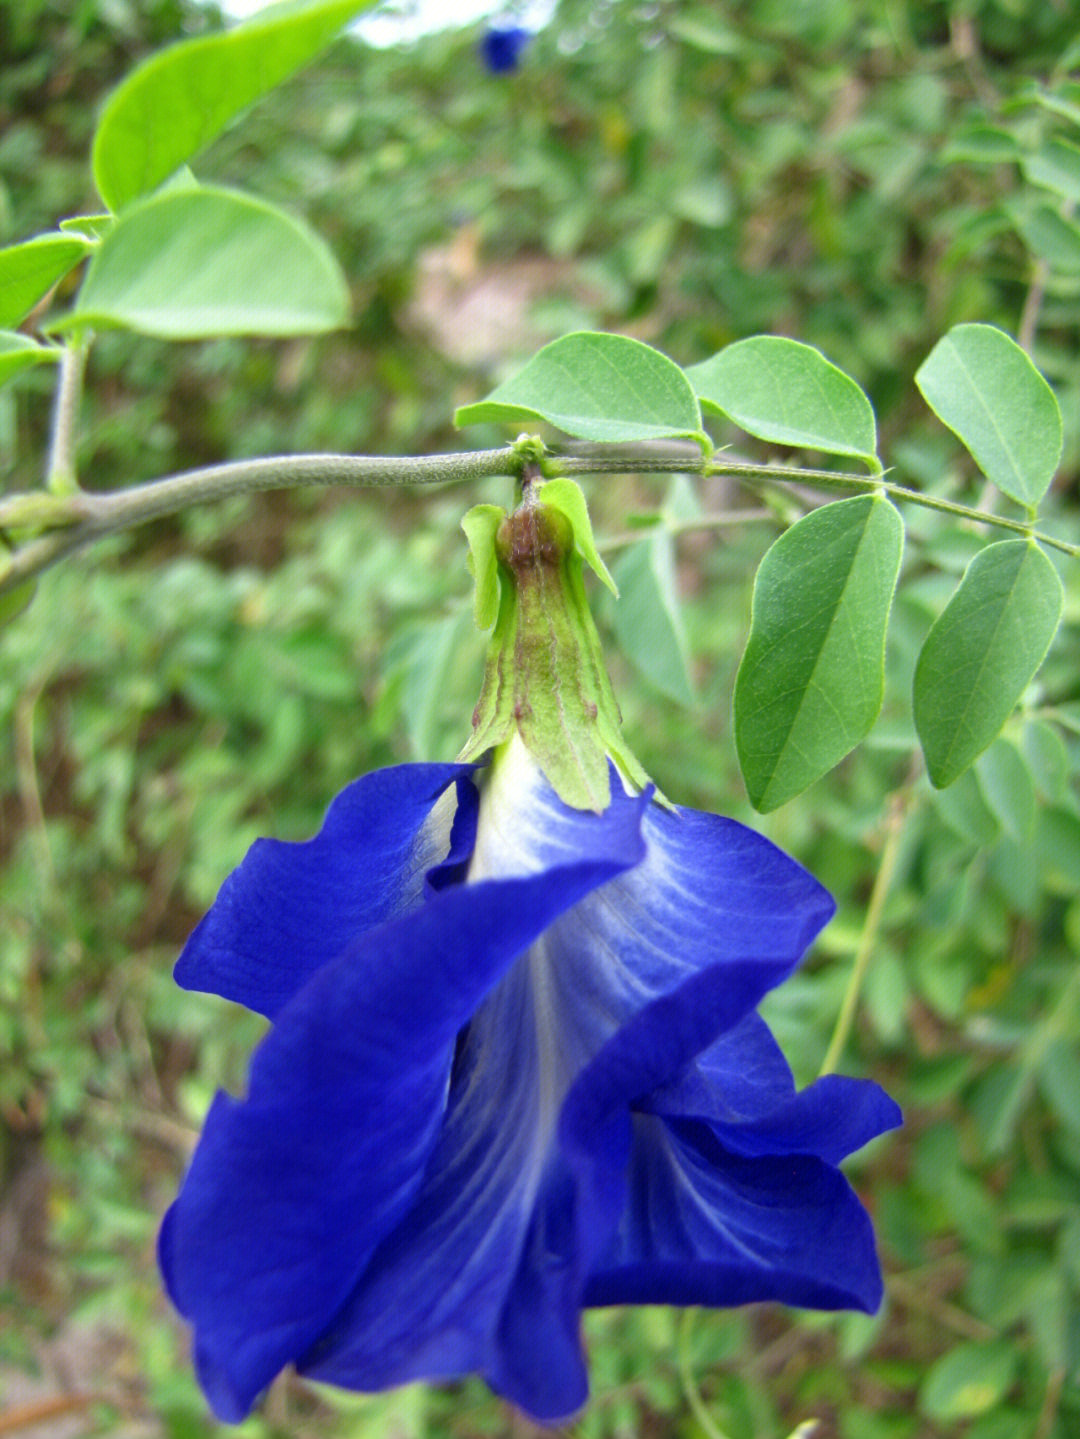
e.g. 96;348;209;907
480;25;531;73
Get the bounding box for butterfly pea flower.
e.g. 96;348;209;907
160;478;901;1424
480;24;532;73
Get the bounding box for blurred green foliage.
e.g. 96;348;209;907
2;0;1080;1436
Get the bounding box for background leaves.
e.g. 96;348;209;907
611;531;695;707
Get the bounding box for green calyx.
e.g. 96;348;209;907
460;478;649;812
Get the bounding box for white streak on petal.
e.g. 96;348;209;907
404;783;459;895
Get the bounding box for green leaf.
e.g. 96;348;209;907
0;331;61;389
52;186;349;340
920;1342;1019;1422
1012;204;1080;273
1022;717;1068;801
734;495;904;811
0;534;36;626
941;124;1021;164
686;336;880;468
92;0;377;211
1022;137;1080;204
0;578;36;626
0;234;90;328
59;214;113;242
914;541;1063;788
454;333;708;447
536;478;618;596
1030;85;1080;130
1035;807;1080;893
933;766;1001;848
612;533;696;707
400;607;475;760
975;738;1036;842
1039;1040;1080;1136
915;323;1062;507
461;504;505;630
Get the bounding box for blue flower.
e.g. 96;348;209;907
480;25;532;73
160;735;901;1424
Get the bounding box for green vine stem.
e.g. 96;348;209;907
2;443;1078;598
819;780;919;1078
0;448;524;595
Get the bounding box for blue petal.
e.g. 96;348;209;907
557;957;895;1319
645;1027;903;1164
297;782;654;1421
160;832;644;1423
645;1013;798;1122
175;763;476;1018
299;759;834;1423
584;1114;886;1314
298;957;595;1421
702;1075;901;1164
470;751;834;1076
557;960;802;1247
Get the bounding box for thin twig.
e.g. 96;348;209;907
45;339;88;494
0;1395;106;1435
676;1310;733;1439
820;777;919;1076
552;456;1079;557
598;508;775;551
1034;1367;1065;1439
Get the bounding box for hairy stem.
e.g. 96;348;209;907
2;444;1077;598
0;448;521;593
